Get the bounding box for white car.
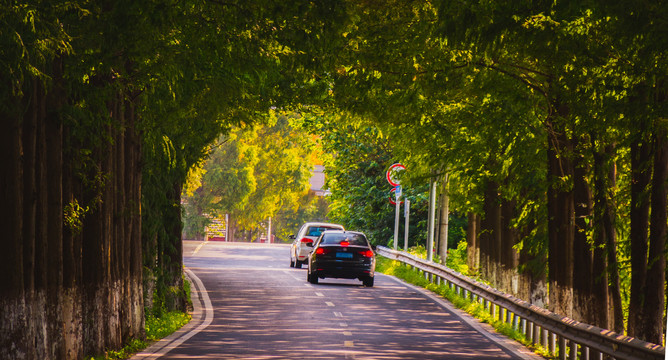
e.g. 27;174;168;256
289;222;345;268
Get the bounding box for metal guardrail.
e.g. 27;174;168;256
376;246;666;360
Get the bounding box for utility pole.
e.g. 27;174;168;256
427;177;437;263
225;213;229;242
438;174;450;264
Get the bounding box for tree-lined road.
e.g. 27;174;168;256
150;241;541;359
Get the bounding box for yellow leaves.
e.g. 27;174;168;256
183;164;206;197
64;199;89;234
522;13;560;30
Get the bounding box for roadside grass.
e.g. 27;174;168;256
376;255;550;359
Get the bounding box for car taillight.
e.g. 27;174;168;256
300;238;313;244
360;250;374;258
315;248;330;255
340;240;349;247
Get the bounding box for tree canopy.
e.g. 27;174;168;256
0;1;666;358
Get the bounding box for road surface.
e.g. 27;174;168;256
135;241;542;360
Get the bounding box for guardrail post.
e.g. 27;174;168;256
533;323;541;346
558;335;566;360
584;346;591;360
521;318;527;337
593;350;602;360
569;340;578;360
528;321;534;343
550;332;557;354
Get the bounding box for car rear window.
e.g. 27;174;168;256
306;226;342;237
321;233;368;246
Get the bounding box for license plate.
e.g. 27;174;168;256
336;252;353;259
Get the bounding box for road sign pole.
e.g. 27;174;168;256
394;199;400;250
387;164;405;251
404;199;410;251
393;185;401;250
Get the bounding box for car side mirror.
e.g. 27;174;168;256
371;245;377;251
289;235;295;240
306;242;314;247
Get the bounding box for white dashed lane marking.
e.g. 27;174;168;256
192;241;206;255
326;302;335;307
315;292;324;297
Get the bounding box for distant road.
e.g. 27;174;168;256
150;241;541;359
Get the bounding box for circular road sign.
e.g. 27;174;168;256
386;163;406;187
389;187;404;205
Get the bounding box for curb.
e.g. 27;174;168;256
130;268;213;359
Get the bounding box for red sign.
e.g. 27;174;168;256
386;163;406;186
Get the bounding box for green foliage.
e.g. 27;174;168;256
305;112;430;246
446;240;470;275
6;0;666;350
182;111;321;240
63;198;89;235
273;192;330;242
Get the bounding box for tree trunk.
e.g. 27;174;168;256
45;56;65;359
20;80;38;360
571;136;594;325
590;143;612;331
466;212;480;273
480;179;501;287
639;123;668;344
228;214;237;242
82;148;109;356
126;100;145;339
628;133;652;338
546;111;574;318
62;125;84;359
499;198;519;295
34;81;50;359
0;95;27;360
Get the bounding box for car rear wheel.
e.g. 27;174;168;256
295;260;302;269
363;276;374;287
308;271;319;284
289;257;295;267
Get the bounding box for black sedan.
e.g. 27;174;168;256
306;230;376;287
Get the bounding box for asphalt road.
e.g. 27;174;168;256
136;241;542;360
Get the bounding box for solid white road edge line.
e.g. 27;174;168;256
130;268;213;359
